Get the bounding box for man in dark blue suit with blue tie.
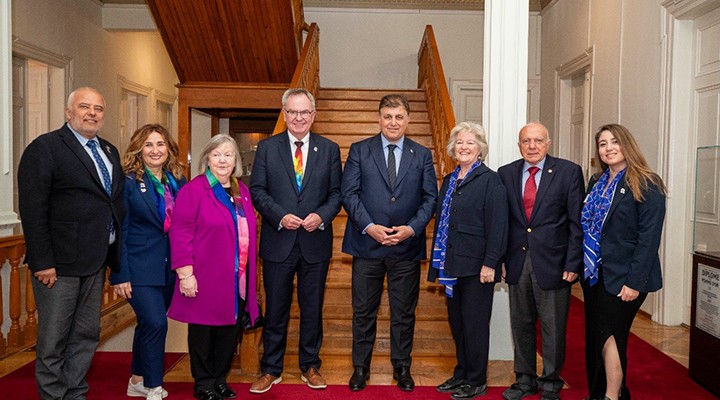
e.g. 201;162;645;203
249;88;342;394
18;87;125;399
498;122;584;400
342;94;437;392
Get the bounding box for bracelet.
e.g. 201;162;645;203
179;274;194;280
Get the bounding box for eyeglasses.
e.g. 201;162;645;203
284;109;314;119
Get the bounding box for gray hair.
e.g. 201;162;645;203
281;88;316;110
446;121;489;161
67;87;105;108
198;134;243;178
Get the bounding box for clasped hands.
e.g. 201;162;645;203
281;213;323;232
366;224;413;246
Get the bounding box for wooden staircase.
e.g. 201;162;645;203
275;88;455;378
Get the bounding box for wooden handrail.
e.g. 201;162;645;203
272;22;320;135
0;234;126;359
417;25;456;178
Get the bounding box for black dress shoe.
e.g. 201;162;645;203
348;367;370;391
213;383;236;398
194;388;223;400
393;367;415;391
452;384;488;399
437;376;466;393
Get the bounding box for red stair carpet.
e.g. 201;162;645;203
0;298;716;399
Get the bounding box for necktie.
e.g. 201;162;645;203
87;140;115;236
293;140;303;191
523;166;540;221
87;140;112;196
387;144;397;190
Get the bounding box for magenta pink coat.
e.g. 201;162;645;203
167;174;260;326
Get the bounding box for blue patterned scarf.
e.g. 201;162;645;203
581;168;625;286
431;161;481;298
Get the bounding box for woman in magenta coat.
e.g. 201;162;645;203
168;134;260;400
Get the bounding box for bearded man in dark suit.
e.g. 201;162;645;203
19;87;125;400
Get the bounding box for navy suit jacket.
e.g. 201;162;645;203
586;173;665;295
250;131;342;264
341;134;437;261
498;155;584;290
428;163;508;280
110;172;186;286
18;123;125;276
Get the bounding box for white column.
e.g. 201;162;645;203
0;0;20;236
483;0;529;360
483;0;529;169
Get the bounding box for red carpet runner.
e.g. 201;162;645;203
0;298;715;399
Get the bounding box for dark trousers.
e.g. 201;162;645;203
188;297;244;392
351;257;420;369
508;254;571;393
260;244;329;375
447;275;495;386
32;267;106;400
128;283;174;388
582;269;646;399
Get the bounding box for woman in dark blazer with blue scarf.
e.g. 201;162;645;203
428;122;508;400
111;124;186;400
581;123;666;400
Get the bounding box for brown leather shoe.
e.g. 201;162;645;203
301;367;327;389
249;374;281;394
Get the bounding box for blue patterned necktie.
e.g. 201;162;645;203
87;140;112;196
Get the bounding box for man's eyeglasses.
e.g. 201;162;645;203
284;109;314;119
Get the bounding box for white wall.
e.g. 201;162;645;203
540;0;674;320
306;8;541;89
11;0;178;147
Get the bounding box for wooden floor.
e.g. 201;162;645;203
0;288;690;388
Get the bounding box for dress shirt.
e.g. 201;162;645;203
380;134;404;175
288;131;310;170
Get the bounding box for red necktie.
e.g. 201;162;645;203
523;166;540;221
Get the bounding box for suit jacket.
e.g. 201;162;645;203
250;131;342;264
110;171;186;286
341;134;438;261
586;173;665;295
428;163;508;281
18;123;125;276
168;175;260;326
498;155;584;290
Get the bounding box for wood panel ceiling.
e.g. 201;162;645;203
145;0;300;84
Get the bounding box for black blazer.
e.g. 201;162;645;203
428;163;508;281
586;173;666;295
341;134;437;261
110;172;186;286
18;124;125;276
250;131;342;264
498;155;584;290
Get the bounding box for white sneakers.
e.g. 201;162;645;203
127;378;169;399
146;386;165;400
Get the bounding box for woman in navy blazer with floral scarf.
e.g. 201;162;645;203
581;124;666;400
111;124;186;400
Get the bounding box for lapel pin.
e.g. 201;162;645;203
139;182;147;193
410;148;414;153
105;145;111;153
547;169;553;174
620;188;626;194
314;146;318;152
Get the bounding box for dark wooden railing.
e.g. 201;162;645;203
272;22;320;135
0;235;128;359
418;25;456;177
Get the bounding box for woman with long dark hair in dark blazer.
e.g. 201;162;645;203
428;121;508;399
581;123;666;400
111;124;186;400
